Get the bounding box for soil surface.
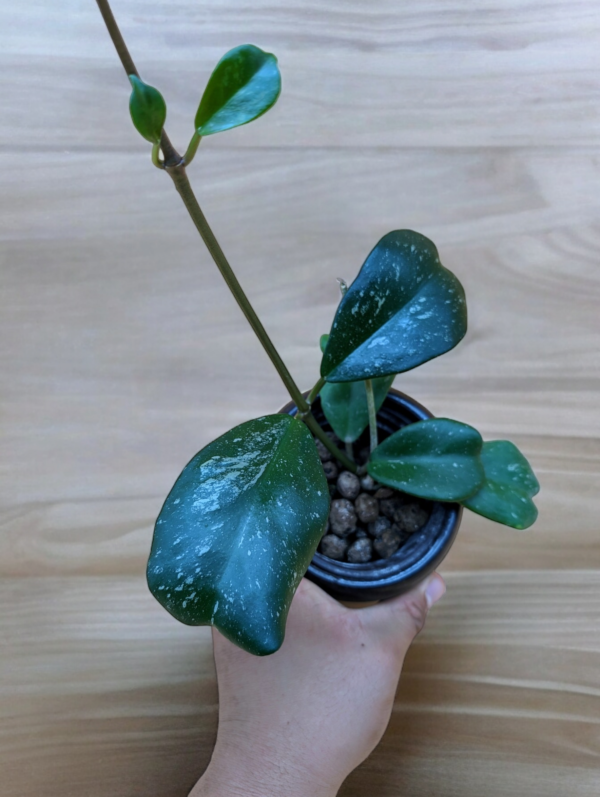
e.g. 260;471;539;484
314;431;432;563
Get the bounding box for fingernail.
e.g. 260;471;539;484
424;574;446;608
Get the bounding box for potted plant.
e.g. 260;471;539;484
95;0;540;657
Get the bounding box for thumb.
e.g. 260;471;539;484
360;572;446;651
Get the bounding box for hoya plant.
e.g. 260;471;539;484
96;0;539;656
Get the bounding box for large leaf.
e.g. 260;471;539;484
463;441;539;529
147;415;329;656
128;75;167;144
195;44;281;136
368;418;484;501
321;230;467;382
321;377;395;443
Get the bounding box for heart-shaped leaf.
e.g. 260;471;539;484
463;441;539;529
147;415;329;656
368;418;484;501
321;230;467;382
321;376;395;443
195;44;281;136
128;75;167;144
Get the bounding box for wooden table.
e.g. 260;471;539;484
2;1;599;794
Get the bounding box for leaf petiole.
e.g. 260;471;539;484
365;379;378;452
183;131;202;166
151;142;164;169
307;376;326;407
302;413;357;474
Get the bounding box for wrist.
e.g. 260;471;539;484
190;742;339;797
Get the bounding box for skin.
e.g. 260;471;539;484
190;573;446;797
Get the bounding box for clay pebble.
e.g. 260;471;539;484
329;498;357;537
320;534;349;560
337;471;361;500
347;537;373;563
312;431;431;563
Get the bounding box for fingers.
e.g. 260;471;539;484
292;577;363;621
423;572;446;609
361;572;446;647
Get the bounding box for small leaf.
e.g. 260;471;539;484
368;418;484;501
321;230;467;382
195;44;281;136
147;415;329;656
321;375;395;443
463;441;539;529
128;75;166;143
319;334;329;354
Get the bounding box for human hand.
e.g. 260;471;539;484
190;573;446;797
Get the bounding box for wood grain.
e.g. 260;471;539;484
1;0;599;795
2;1;600;150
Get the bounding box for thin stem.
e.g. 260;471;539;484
365;379;378;452
95;0;138;76
96;0;357;477
307;376;326;407
95;0;310;415
183;131;202;166
95;0;180;167
301;378;356;470
302;414;357;474
345;442;354;461
169;167;309;414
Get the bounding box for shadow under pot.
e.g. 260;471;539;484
279;388;462;603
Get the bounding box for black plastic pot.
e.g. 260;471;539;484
280;388;462;602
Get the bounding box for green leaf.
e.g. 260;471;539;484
321;230;467;383
128;75;167;143
319;332;395;441
195;44;281;136
463;441;539;529
368;418;484;501
321;376;395;443
147;415;329;656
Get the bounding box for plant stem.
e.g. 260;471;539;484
95;0;180;167
301;378;356;470
168;167;309;414
95;0;137;76
95;0;357;482
345;441;354;461
96;0;357;475
94;0;311;416
302;414;357;474
365;379;378;452
307;376;325;407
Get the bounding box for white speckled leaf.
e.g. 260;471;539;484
368;418;484;502
463;440;539;529
147;415;329;656
321;230;467;382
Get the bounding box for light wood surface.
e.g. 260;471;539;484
1;1;599;795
